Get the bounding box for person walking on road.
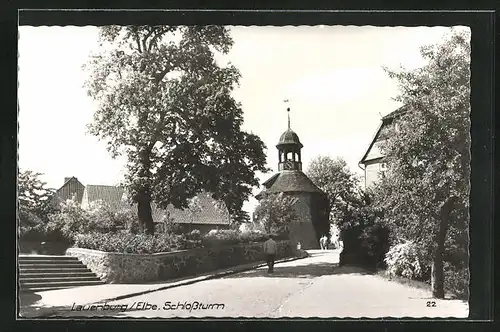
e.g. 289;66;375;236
263;234;277;273
320;235;328;250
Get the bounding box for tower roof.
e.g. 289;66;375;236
276;106;303;149
277;128;303;148
257;170;324;198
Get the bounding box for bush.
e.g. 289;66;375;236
444;263;469;300
384;241;430;281
359;224;390;267
201;229;270;248
182;229;203;249
19;207;47;241
45;200;90;243
45;200;138;243
73;231;187;254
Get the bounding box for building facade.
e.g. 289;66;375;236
256;108;329;249
359;106;407;188
53;179;231;234
51;177;85;207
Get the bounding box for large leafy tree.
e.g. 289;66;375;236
306;156;360;228
84;26;267;234
376;28;470;298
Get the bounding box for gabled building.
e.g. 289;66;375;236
51;177;85;207
359;106;408;188
54;179;231;234
256;108;330;249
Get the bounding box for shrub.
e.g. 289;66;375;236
444;263;469;300
384;240;429;280
182;229;203;249
359;224;390;267
45;200;91;243
73;231;187;254
201;229;270;248
156;219;185;235
19;207;47;241
45;200;139;243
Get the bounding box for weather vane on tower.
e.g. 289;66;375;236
284;99;291;129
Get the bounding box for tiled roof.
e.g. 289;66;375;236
260;170;324;195
82;185;230;225
163;192;231;225
84;185;126;211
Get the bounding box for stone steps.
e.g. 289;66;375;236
20;271;96;278
20;267;92;273
18;255;104;291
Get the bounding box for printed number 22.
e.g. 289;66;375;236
426;301;436;307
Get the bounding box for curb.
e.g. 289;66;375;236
26;254;308;318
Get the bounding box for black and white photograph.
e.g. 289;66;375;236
17;22;472;318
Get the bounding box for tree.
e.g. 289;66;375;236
377;28;470;298
18;170;56;218
306;156;360;228
253;193;298;236
84;26;268;234
18;170;57;240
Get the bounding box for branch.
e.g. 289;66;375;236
148;111;167;151
153;63;173;84
148;28;165;53
132;28;142;53
142;27;155;54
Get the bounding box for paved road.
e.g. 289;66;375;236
54;250;469;318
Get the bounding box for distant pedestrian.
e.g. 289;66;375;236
320;235;328;250
263;234;277;273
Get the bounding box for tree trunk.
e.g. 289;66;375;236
431;241;445;299
431;197;456;299
136;148;154;235
137;191;155;235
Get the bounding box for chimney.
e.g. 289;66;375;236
64;177;73;184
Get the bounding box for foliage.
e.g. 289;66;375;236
336;189;389;268
18;170;57;218
359;224;390;265
306;156;360;227
18;170;58;240
384;241;430;280
377;28;470;297
18;208;46;240
73;231;186;254
444;263;469;300
338;189;383;232
45;200;138;243
201;229;271;248
253;193;298;236
182;229;203;249
84;25;268;234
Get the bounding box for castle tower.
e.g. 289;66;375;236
256;107;330;249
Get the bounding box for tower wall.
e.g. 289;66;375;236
286;192;320;250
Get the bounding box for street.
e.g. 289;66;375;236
50;249;468;318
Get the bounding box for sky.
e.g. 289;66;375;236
18;25;459;214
